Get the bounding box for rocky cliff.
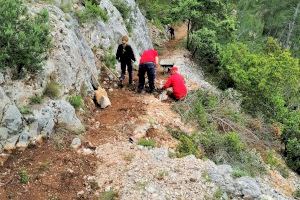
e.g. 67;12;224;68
0;0;153;152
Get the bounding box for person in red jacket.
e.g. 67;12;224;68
162;66;187;100
137;49;159;93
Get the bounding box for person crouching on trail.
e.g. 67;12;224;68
137;49;159;93
116;35;136;86
162;66;187;100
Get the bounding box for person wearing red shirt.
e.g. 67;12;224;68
138;49;159;93
162;66;187;100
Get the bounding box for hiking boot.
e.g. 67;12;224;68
137;88;143;94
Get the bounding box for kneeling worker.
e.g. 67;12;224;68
162;66;187;100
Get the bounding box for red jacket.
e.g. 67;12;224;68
163;73;187;99
139;49;158;64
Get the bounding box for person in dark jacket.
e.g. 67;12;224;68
137;49;159;93
168;26;175;40
116;35;136;85
162;66;187;100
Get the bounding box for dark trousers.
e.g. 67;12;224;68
120;60;133;84
138;63;156;91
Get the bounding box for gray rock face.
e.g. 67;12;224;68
208;164;292;200
36;100;84;136
44;6;99;94
0;72;4;84
36;106;55;136
236;177;261;198
49;100;84;134
0;127;9;140
16;131;31;149
80;0;153;64
0;87;10;121
1;105;23;134
3;135;19;151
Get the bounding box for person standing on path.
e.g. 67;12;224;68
137;49;159;93
162;66;187;100
116;35;136;86
168;26;175;40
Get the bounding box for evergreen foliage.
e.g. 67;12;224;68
0;0;51;76
76;0;108;24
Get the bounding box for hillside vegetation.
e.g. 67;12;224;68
138;0;300;174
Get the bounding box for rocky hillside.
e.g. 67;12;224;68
0;0;152;152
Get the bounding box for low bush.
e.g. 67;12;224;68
176;134;201;158
76;0;108;24
196;131;266;177
137;138;156;148
99;189;118;200
294;188;300;199
103;48;117;69
44;81;60;99
29;95;43;104
232;168;249;178
60;1;73;13
112;0;132;20
19;169;30;184
286;138;300;173
19;106;32;115
0;0;51;77
68;95;83;110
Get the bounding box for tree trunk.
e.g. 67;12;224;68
187;19;191;49
286;2;300;48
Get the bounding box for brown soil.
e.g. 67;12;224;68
0;137;97;200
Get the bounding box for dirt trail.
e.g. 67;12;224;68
84;24;190;147
0;24;193;199
160;24;187;59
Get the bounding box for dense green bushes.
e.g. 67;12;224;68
218;40;300;172
286;138;300;173
136;0;174;26
76;0;108;24
0;0;51;76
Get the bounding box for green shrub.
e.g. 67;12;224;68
220;41;300;122
19;106;32;115
99;189;118;200
44;81;60;99
286;138;300;173
294;188;300;199
213;187;224;200
0;0;51;77
190;28;221;67
266;150;280;168
19;169;30;184
29;95;43;104
176;134;201;158
103;48;117;69
232;168;249;178
60;1;73;13
137;138;156;148
76;0;108;24
68;95;83;110
112;0;132;20
224;132;244;154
